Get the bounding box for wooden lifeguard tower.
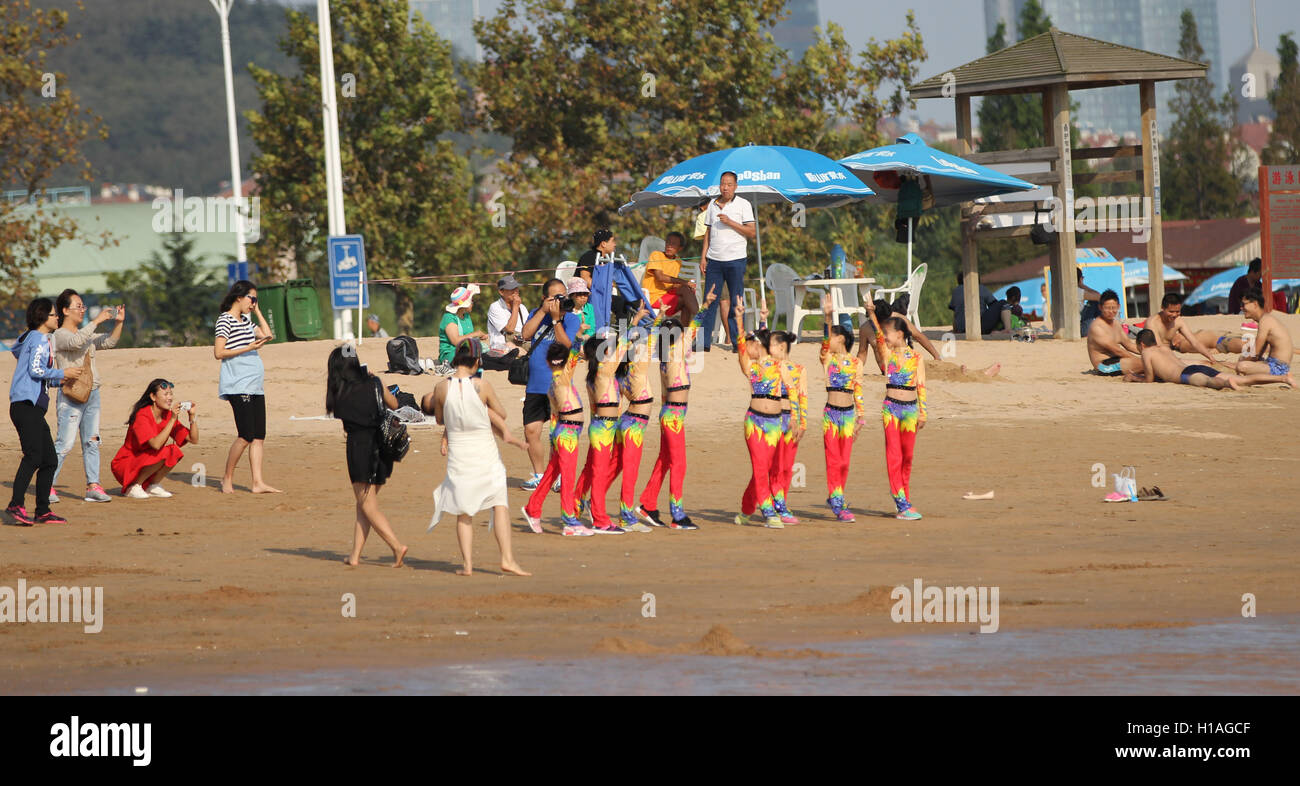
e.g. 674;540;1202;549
908;28;1208;339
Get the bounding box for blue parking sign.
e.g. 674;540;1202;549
328;235;368;309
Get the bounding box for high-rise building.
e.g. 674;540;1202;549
410;0;481;63
983;0;1222;138
1229;0;1280;124
773;0;820;60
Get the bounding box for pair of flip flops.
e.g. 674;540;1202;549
1136;486;1169;502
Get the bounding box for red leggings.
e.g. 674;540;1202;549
882;402;918;512
769;412;796;513
575;416;620;528
615;412;649;525
823;405;856;513
525;420;582;526
741;410;781;518
640;404;687;521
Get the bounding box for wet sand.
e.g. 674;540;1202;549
2;314;1298;693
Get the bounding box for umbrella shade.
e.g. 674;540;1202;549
1121;258;1188;287
1185;265;1300;306
838;134;1035;208
618;145;874;213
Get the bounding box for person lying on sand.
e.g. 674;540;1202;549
1086;290;1143;377
1234;288;1296;387
1124;329;1280;389
1148;292;1243;357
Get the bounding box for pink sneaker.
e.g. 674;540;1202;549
835;509;856;522
1102;491;1130;503
779;513;799;525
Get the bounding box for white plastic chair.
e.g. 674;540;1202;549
764;263;801;333
555;260;577;284
872;262;927;330
637;236;664;264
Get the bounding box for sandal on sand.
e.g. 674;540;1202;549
1137;486;1169;502
962;490;995;500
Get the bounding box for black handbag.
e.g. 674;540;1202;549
508;322;552;386
373;379;410;462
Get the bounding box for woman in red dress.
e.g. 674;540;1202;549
111;379;199;498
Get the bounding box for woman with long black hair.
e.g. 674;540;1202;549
110;379;199;499
326;346;407;568
214;280;279;494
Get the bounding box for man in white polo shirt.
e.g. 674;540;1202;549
699;171;756;352
483;273;527;371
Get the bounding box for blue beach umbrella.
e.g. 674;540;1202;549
1185;266;1300;308
1120;258;1188;287
619;144;875;301
839;134;1036;276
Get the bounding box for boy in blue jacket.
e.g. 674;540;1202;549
6;298;83;525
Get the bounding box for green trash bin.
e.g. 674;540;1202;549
257;283;289;344
285;279;323;340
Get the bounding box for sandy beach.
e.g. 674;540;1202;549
2;313;1298;693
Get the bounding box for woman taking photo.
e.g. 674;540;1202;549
214;280;279;494
326;346;408;568
5;298;83;526
111;379;198;498
425;341;529;576
51;290;124;504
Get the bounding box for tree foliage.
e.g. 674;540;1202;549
1263;33;1300;166
1;0;113;311
104;233;224;347
1160;10;1245;219
471;0;927;273
246;0;488;333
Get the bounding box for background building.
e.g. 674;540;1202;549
410;0;482;62
984;0;1222;138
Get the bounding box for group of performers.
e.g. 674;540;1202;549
520;289;928;536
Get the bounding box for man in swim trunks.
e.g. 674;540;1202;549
1086;289;1143;377
1234;288;1296;388
1149;292;1244;357
1125;329;1244;389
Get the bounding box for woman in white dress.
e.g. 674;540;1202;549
425;341;530;576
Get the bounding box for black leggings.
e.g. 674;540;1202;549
9;401;57;516
227;394;267;442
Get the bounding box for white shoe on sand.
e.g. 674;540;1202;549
146;484;173;498
124;484;150;499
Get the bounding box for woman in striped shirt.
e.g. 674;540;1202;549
214;280;280;494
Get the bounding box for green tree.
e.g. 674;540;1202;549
1;0;113;311
1160;10;1245;219
1263;33;1300;165
471;0;926;272
246;0;487;333
105;233;224;347
977;1;1053;152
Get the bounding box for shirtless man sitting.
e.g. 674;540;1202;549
1125;329;1245;389
1235;288;1296;388
1149;292;1244;356
1086;289;1143;377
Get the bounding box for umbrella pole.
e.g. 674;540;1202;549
907;217;913;279
755;200;766;308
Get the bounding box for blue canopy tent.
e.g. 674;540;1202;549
619;144;875;306
838;134;1036;276
1185;266;1300;311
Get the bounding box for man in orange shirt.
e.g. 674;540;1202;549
642;232;699;326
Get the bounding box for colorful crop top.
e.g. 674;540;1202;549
737;334;783;398
821;338;866;422
876;333;926;418
781;361;808;429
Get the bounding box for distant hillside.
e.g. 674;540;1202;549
35;0;297;193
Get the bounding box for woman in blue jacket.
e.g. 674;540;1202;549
6;298;84;526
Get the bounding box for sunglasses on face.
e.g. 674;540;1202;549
157;382;174;390
248;296;258;305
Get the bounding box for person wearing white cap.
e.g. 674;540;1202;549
484;274;526;371
366;313;389;338
566;276;595;337
436;284;487;368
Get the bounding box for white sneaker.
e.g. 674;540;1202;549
124;484;150;499
146;484;173;498
521;506;543;534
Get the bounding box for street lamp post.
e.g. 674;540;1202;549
209;0;248;284
317;0;353;340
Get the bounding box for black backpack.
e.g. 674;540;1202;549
385;335;424;375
